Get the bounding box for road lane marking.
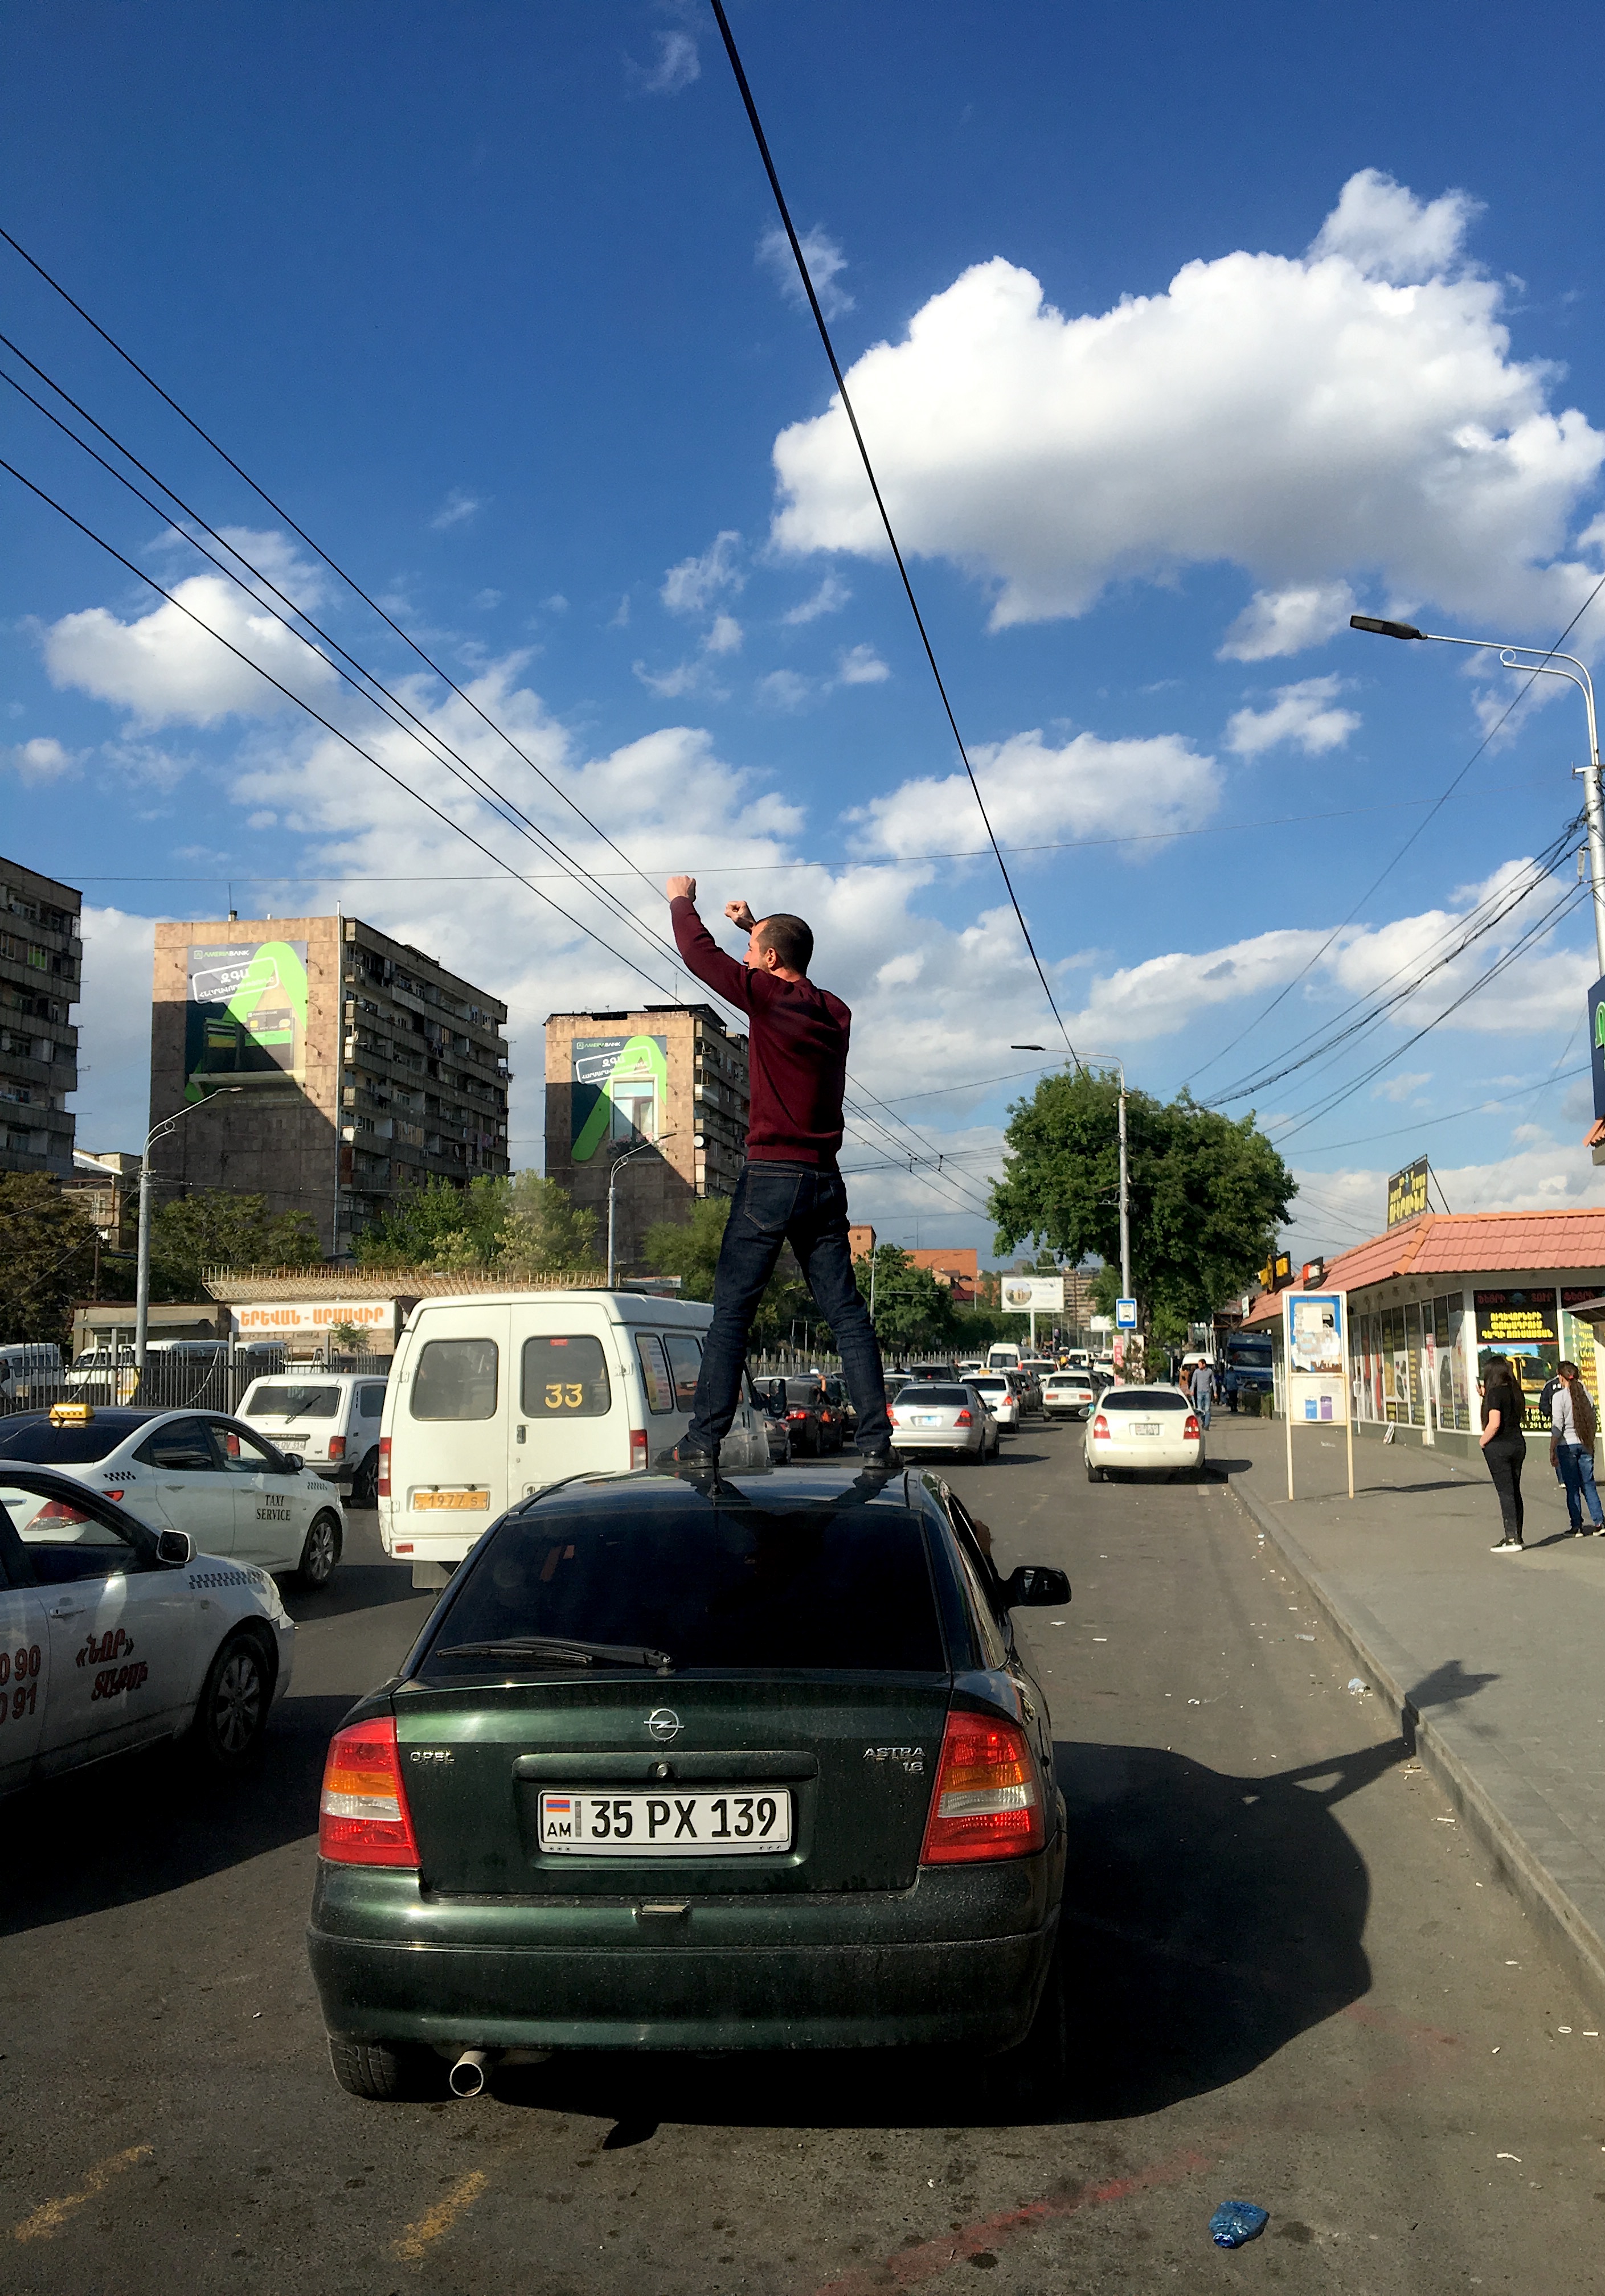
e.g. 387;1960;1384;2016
392;2170;489;2263
810;2147;1211;2295
10;2145;153;2242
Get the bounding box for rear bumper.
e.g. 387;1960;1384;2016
308;1848;1061;2053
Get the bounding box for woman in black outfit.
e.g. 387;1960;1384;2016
1479;1353;1528;1553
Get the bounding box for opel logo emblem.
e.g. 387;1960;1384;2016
645;1708;682;1744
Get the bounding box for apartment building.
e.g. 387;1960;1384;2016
544;1003;749;1274
0;858;80;1179
149;913;510;1256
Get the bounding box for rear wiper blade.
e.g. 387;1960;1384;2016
437;1635;674;1674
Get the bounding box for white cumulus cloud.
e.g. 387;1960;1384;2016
429;489;482;531
836;644;889;686
5;736;80;782
1225;676;1361;757
661;531;743;616
634;28;699;95
771;169;1605;652
1219;583;1357;662
783;575;851;625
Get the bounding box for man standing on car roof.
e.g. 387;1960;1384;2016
664;876;896;1471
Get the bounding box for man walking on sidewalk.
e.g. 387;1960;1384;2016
662;876;896;1472
1189;1356;1213;1430
1550;1360;1603;1536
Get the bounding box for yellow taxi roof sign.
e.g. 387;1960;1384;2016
48;1401;94;1424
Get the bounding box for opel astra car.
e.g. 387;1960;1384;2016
0;1405;346;1589
1084;1385;1205;1481
888;1383;997;1462
0;1461;293;1791
307;1463;1069;2101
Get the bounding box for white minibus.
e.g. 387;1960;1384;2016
379;1289;772;1585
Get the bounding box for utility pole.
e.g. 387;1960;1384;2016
135;1088;243;1376
606;1133;674;1288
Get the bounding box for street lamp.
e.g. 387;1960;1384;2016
134;1088;244;1374
1013;1044;1130;1305
1351;614;1605;970
606;1131;676;1289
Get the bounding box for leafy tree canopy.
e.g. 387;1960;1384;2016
0;1174;99;1344
353;1172;598;1276
150;1189;321;1302
988;1071;1293;1332
854;1244;963;1352
641;1198;805;1351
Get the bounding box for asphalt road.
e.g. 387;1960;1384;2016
3;1421;1603;2295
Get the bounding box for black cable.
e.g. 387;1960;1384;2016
705;0;1078;1068
1295;1060;1590;1159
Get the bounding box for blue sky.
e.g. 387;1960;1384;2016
6;0;1605;1266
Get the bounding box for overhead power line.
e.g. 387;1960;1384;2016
706;0;1078;1068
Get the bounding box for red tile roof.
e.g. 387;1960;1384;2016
1239;1207;1605;1322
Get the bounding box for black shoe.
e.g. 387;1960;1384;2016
657;1439;719;1473
857;1444;904;1472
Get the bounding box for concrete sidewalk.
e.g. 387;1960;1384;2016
1214;1415;1605;2008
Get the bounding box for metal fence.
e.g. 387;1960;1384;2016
0;1348;393;1421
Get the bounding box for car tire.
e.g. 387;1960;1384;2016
1085;1461;1098;1483
349;1449;380;1509
296;1507;343;1592
327;2036;442;2102
188;1627;274;1773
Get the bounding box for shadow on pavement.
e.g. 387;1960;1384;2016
0;1689;351;1940
1407;1657;1500;1708
1058;1733;1405;2118
279;1559;429;1629
489;1732;1402;2131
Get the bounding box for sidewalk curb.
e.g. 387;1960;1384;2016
1223;1471;1605;2016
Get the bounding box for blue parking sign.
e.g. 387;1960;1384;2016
1115;1298;1137;1329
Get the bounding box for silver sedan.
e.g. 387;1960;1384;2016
889;1383;998;1462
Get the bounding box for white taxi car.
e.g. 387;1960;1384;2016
0;1456;293;1791
1084;1384;1205;1482
966;1374;1020;1433
0;1405;346;1590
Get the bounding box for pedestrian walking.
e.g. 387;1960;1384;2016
1478;1353;1528;1553
1189;1356;1213;1430
663;876;895;1471
1549;1359;1604;1536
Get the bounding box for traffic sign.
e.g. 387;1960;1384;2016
1115;1297;1137;1329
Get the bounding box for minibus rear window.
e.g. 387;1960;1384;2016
522;1335;612;1418
411;1339;499;1420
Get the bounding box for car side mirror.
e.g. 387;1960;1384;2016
282;1453;304;1473
156;1528;193;1566
1004;1564;1070;1608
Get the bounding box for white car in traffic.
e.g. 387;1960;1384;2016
1084;1384;1205;1481
889;1382;998;1461
965;1373;1020;1433
1043;1370;1095;1418
0;1405;347;1590
0;1457;294;1791
236;1372;389;1507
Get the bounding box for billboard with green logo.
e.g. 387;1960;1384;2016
185;940;309;1102
570;1034;668;1163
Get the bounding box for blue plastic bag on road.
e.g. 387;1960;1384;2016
1209;2201;1270;2248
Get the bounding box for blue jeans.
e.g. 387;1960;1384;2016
685;1162;892;1456
1555;1441;1604;1529
1193;1389;1212;1429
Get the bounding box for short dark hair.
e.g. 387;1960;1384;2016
756;913;813;973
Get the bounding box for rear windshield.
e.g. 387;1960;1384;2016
970;1376;1010;1392
1227;1339;1272;1364
243;1384;341;1420
784;1380;822;1404
421;1496;945;1674
895;1387;972;1408
1104;1389;1189;1411
0;1412;148;1463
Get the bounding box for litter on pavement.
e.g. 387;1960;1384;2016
1209;2201;1270;2248
1347;1677;1370;1695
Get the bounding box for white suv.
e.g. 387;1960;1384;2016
236;1372;389;1507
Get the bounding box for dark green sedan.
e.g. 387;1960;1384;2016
308;1463;1069;2101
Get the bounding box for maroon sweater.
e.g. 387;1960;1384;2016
671;896;849;1165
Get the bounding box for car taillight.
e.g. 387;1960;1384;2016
630;1428;648;1470
377;1435;391;1498
955;1409;972;1425
327;1436;346;1460
920;1711;1043;1865
318;1716;419;1868
1092;1413;1109;1438
788;1409;807;1421
1185;1414;1201;1439
31;1498;87;1523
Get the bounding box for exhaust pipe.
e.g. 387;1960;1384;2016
449;2048;495;2098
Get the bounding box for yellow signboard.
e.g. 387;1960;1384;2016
1386;1157;1430;1228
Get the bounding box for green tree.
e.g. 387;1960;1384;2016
854;1245;963;1352
641;1198;806;1350
988;1071;1293;1333
353;1171;598;1277
149;1188;321;1301
0;1174;99;1345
